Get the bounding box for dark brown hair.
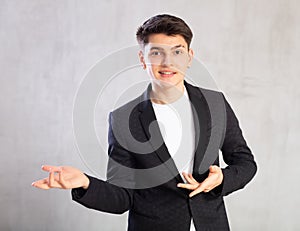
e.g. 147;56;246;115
136;14;193;49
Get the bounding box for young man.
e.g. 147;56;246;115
32;14;257;230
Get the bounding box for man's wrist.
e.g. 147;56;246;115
82;174;90;190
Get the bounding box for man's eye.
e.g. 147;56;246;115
151;51;161;56
174;50;183;55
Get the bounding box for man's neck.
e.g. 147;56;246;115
150;81;185;104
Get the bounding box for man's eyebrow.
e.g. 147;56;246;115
149;45;186;51
171;45;186;50
150;47;164;51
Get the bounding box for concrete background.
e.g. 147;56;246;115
1;0;299;230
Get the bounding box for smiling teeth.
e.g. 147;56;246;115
161;72;173;74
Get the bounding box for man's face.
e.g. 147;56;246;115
139;33;194;90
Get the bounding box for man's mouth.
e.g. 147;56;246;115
158;71;177;77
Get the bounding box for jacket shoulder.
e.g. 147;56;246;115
185;81;224;98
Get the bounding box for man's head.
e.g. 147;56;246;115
136;14;193;49
136;14;194;93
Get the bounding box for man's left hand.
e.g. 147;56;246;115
177;165;223;197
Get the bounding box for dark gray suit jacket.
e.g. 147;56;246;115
72;81;257;231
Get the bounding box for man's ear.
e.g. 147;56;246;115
188;49;194;67
138;50;147;69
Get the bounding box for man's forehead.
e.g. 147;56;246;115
143;33;188;50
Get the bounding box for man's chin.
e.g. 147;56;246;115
153;80;176;88
152;79;184;91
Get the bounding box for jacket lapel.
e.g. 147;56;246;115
138;84;183;183
184;82;212;178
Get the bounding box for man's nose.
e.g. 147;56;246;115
161;54;173;66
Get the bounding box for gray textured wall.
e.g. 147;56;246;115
1;0;299;230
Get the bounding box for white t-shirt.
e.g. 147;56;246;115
152;87;196;231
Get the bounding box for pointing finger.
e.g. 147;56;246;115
189;186;204;197
189;180;212;197
177;183;198;190
32;178;51;190
42;165;61;172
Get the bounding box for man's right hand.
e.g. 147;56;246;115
32;165;90;190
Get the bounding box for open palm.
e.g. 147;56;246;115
32;165;89;190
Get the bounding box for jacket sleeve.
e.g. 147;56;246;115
71;112;135;214
217;94;257;196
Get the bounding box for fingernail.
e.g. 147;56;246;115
31;182;35;186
